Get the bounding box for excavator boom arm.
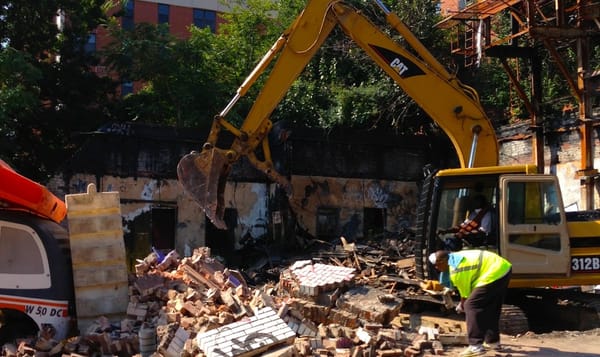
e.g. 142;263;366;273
177;0;499;228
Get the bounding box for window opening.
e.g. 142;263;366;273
193;9;216;32
158;4;169;24
121;81;133;97
316;207;340;241
205;208;237;261
122;1;134;30
364;208;385;240
151;207;176;250
84;33;96;54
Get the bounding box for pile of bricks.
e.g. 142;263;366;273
2;244;466;357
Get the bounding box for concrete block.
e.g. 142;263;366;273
196;307;295;357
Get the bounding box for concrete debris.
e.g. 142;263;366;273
196;307;295;357
2;239;466;357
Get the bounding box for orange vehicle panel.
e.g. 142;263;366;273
0;160;66;223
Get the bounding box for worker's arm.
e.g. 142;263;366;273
439;226;460;234
479;211;492;232
456;297;466;313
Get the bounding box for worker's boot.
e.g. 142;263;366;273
483;341;504;351
459;344;485;356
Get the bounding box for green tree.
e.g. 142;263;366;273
0;0;113;180
102;22;226;127
103;0;451;135
203;0;300;125
0;49;41;125
273;0;450;133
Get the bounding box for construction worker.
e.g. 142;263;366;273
429;249;512;357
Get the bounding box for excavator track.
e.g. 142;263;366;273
399;292;530;335
499;304;529;335
507;288;600;333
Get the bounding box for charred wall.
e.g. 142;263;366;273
48;122;452;265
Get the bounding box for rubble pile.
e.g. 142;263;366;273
2;239;468;357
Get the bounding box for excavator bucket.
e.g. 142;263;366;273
177;149;230;229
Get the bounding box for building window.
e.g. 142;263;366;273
193;9;216;33
205;208;237;260
121;81;133;97
84;33;96;54
316;207;340;240
158;3;169;24
363;208;385;239
122;1;134;30
151;207;176;250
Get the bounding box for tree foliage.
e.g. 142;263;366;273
0;0;113;180
102;22;226;127
213;0;449;133
0;49;42;123
101;0;449;134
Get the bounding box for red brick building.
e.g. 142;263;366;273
92;0;227;94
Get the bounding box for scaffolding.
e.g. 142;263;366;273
438;0;600;209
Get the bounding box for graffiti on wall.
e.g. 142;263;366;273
290;176;418;240
236;185;269;248
366;183;390;208
224;182;270;250
70;178;91;194
99;122;134;136
70;175;160;235
366;180;416;232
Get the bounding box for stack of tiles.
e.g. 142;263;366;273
290;260;356;297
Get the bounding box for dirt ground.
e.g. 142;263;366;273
444;328;600;356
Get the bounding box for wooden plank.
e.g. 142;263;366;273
395;257;415;269
65;183;128;333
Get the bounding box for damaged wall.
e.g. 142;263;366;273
497;115;600;210
289;176;418;242
50;173;201;267
48;115;600;269
51;173;273;268
49;122;441;267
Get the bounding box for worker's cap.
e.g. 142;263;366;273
428;252;437;265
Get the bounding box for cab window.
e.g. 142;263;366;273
506;181;562;251
0;223;51;288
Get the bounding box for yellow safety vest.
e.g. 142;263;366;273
449;250;512;298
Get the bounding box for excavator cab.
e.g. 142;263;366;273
434;179;498;248
415;165;575;286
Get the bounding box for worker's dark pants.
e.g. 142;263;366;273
464;269;512;345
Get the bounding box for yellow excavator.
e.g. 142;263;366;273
177;0;498;227
178;0;600;317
